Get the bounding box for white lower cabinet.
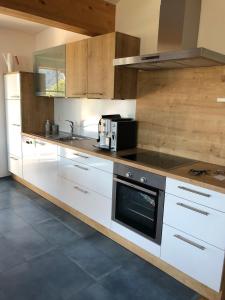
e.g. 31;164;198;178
35;140;58;197
22;137;38;185
22;137;58;196
161;225;225;292
58;177;111;228
8;155;23;178
58;156;113;198
111;221;161;257
58;147;113;173
164;193;225;250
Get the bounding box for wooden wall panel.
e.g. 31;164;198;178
137;66;225;166
21;72;54;133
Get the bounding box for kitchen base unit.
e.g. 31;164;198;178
12;174;225;300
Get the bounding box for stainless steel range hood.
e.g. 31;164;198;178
114;0;225;70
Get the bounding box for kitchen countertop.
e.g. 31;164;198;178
22;132;225;194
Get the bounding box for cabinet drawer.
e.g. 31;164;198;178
58;177;111;228
166;178;225;212
58;157;113;198
164;194;225;250
8;155;22;178
59;147;113;173
161;225;224;292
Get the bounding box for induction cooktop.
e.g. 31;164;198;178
121;150;196;170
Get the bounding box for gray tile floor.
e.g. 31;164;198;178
0;177;199;300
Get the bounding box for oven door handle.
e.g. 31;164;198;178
113;177;157;196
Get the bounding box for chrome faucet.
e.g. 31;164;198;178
65;120;74;136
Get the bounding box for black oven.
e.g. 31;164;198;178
112;163;166;245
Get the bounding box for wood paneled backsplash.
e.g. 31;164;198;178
137;66;225;166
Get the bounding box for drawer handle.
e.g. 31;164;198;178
178;186;211;198
174;234;206;251
74;186;88;194
12;124;21;127
176;202;209;216
10;157;18;161
73;153;89;159
74;164;89;171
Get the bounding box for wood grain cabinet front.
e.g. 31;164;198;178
66;39;88;98
66;32;140;99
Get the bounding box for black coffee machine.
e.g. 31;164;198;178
97;114;137;151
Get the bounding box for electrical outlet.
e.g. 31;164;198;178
217;98;225;103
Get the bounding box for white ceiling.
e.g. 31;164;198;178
0;14;48;34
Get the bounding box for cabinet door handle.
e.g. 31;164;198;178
74;164;89;171
176;202;210;216
73;153;89;159
87;93;104;98
74;186;88;194
10;156;18;161
11;95;19;98
174;234;206;251
72;93;87;97
12;124;21;127
36;141;45;146
178;186;211;198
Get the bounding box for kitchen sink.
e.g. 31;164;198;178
57;135;90;141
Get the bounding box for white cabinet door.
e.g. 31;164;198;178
4;73;21;100
5;99;22;159
35;140;58;196
8;155;23;178
22;137;39;186
5;100;21;126
7;124;22;157
161;225;225;292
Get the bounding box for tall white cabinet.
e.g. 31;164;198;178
4;73;23;178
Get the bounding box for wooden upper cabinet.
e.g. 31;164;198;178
88;32;140;99
66;39;88;98
66;32;140;99
87;33;115;99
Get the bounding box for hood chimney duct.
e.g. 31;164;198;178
158;0;202;52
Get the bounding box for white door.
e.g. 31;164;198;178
4;73;21;100
22;137;39;186
5;100;21;127
35;140;58;196
7;124;22;157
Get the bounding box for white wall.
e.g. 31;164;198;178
198;0;225;54
116;0;161;54
55;98;136;138
35;27;88;50
116;0;225;55
0;28;35;177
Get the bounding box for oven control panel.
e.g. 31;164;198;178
114;163;166;190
